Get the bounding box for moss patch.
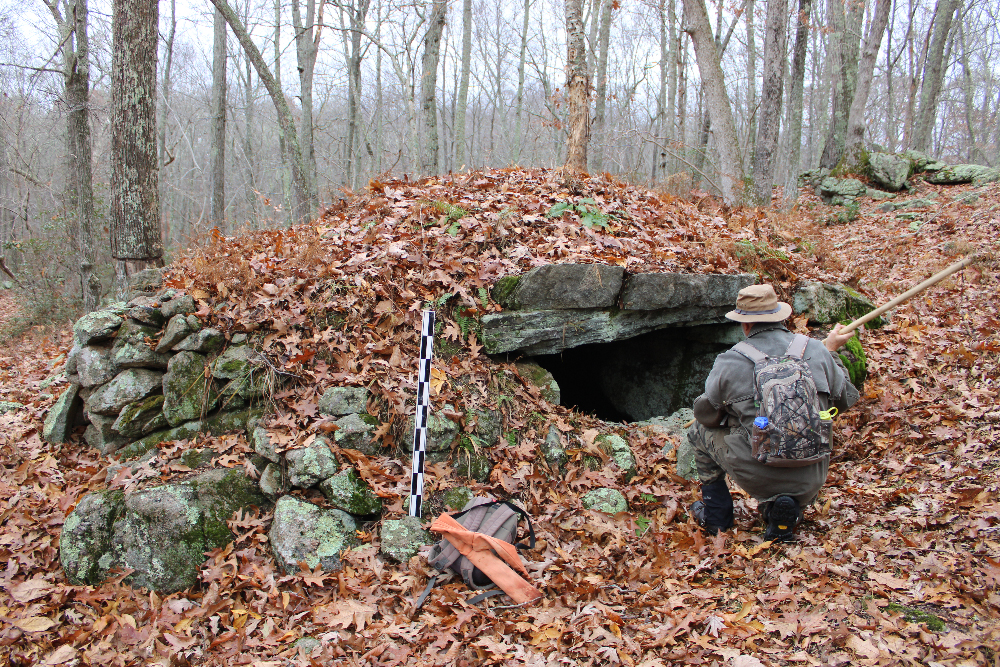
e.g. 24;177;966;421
491;276;521;308
838;333;868;390
886;603;946;632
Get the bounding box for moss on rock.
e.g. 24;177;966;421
838;334;868;390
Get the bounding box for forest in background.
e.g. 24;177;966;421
0;0;998;322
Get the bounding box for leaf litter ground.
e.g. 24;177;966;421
1;168;999;666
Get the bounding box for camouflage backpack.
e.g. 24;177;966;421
733;334;832;466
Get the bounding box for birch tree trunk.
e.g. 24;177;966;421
844;0;892;165
210;7;227;228
420;0;447;175
912;0;960;153
780;0;812;209
750;0;787;204
682;0;744;204
565;0;590;172
111;0;162;297
454;0;472;168
591;0;614;172
211;0;311;222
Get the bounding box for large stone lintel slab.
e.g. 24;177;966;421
506;263;624;310
481;305;733;355
620;273;755;310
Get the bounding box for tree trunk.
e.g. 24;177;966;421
344;0;370;188
682;0;744;204
957;22;982;163
844;0;892;165
210;7;227;229
420;0;447;175
292;0;321;204
514;0;530;164
819;0;862;170
274;0;292;225
591;0;614;172
454;0;472;168
745;0;757;161
211;0;311;222
157;0;176;249
750;0;787;204
912;0;960;153
111;0;162;297
781;0;812;209
565;0;589;172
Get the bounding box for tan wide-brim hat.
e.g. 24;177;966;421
725;284;793;323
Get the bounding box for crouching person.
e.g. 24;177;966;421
688;284;860;542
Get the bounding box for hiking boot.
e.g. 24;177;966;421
763;495;802;543
691;501;732;535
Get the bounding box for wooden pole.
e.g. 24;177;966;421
840;254;977;334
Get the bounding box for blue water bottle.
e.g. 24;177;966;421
752;416;770;461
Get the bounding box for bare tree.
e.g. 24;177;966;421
819;0;863;170
780;0;813;209
210;7;228;228
514;0;531;164
292;0;323;199
111;0;163;296
44;0;100;310
844;0;892;165
591;0;615;172
912;0;961;153
683;0;744;204
750;0;787;204
565;0;589;171
420;0;447;174
454;0;472;168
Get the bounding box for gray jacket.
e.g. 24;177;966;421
692;323;860;502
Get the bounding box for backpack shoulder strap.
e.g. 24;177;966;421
733;340;767;364
785;334;810;359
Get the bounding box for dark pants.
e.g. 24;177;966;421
687;422;828;506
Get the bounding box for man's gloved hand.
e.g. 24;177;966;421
823;323;856;352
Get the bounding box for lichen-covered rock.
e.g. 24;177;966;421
0;401;24;414
60;489;125;585
818;177;867;205
452;452;492;481
73;307;124;346
116;407;264;461
252;427;280;463
127;268;165;294
155;314;195;353
84;413;128;455
500;263;624;310
581;488;628;513
318;386;369;417
542;425;568;472
269;496;358;574
469;408;502;447
868;152;911;191
319;469;382;515
286;435;339;488
792;281;885;327
620;272;755;311
403;408;459;463
971;168;1000;187
113;395;168;439
76;345;118;387
87;369;164;416
160;294;196;320
440;486;474;510
112;321;171;369
596;434;637;478
259;463;287;497
211;345;260;379
515;361;561;404
43;384;82;444
162;351;218;426
126;295;166;327
60;469;268;592
334;413;379;456
173;328;224;354
634;408;697;478
379;516;434;563
926;164;994;185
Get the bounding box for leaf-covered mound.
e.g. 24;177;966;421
2;173;999;666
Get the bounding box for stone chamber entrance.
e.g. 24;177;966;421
527;323;742;423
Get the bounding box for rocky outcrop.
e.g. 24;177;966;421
60;468;269;592
482;266;754;356
818;177;867;205
792;281;884;327
926;164;995;185
868;152;911;191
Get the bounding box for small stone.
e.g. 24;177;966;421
127;268;165;294
868;152;911;191
379;516;434;563
285;435;339;488
160;294;196;320
0;401;24;415
211;345;260;380
162;351;218;426
126;295;166;327
84;413;128;455
318;386;369;417
86;369;164;416
76;345;118;387
73;308;124;346
542;425;568;472
252;427;280;463
440;486;474;510
113;395;168;440
402;407;459;462
334;413;378;456
155;314;194;353
452;453;492;482
173;328;224;354
43;385;82;444
581;488;628;513
268;496;358;574
259;463;287;496
112;321;171;369
597;434;636;478
515;362;561;404
319;468;383;515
